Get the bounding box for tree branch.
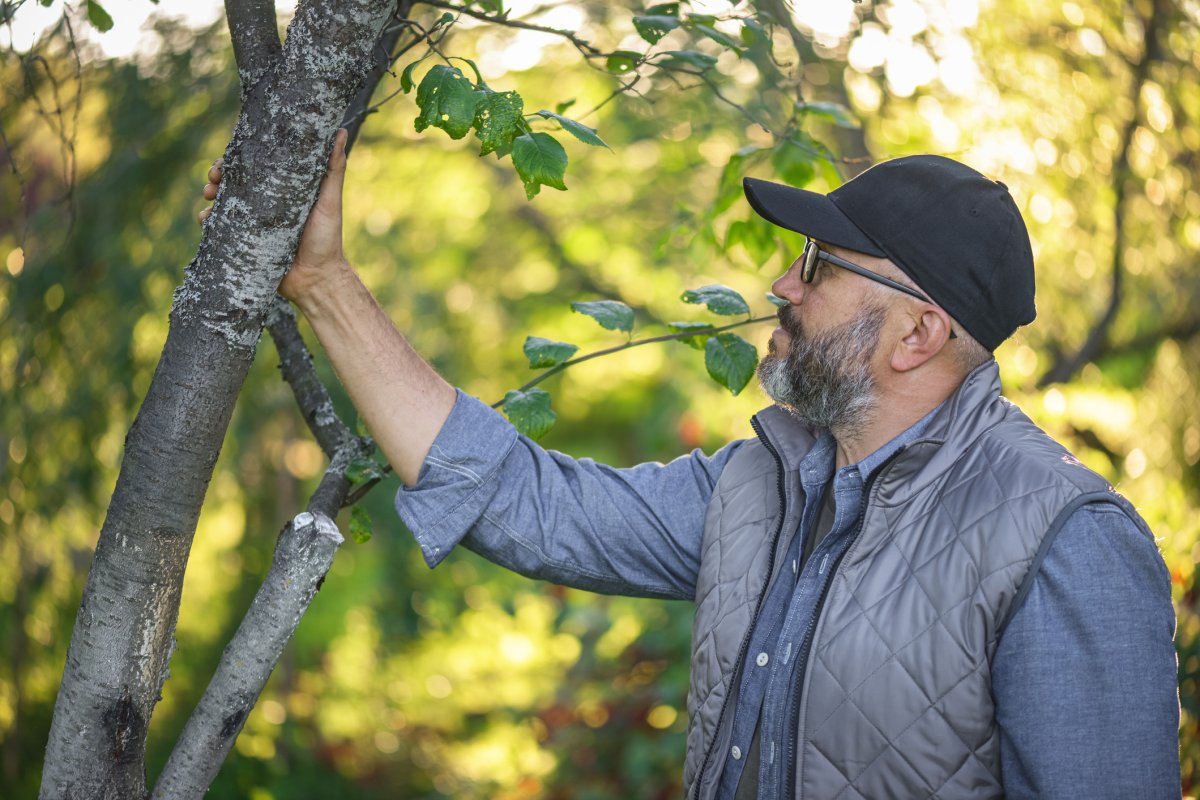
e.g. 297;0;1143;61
416;0;602;56
492;314;777;405
150;509;343;800
1037;0;1166;388
265;298;355;457
224;0;282;95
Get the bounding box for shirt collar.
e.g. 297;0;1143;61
795;402;945;488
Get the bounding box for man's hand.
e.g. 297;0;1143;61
198;128;353;304
197;127;456;486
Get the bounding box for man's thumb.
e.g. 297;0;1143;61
318;128;349;205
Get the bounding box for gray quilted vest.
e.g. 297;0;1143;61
682;362;1135;799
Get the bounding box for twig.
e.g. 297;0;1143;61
416;0;602;56
697;71;773;136
491;314;777;406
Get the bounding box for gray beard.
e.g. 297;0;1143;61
756;302;888;435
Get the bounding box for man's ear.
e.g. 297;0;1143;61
890;306;954;372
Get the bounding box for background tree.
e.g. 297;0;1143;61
2;0;1198;797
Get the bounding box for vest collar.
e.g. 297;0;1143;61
751;360;1006;506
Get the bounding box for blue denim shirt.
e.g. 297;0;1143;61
395;391;1180;797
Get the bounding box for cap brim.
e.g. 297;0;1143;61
743;177;886;258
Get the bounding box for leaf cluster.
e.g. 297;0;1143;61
500;286;770;440
403;60;608;199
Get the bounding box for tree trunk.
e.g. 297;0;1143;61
39;1;397;796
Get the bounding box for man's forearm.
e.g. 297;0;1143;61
294;261;456;486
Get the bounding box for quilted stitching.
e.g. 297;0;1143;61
685;380;1126;800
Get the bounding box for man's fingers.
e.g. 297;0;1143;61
198;207;211;224
208;159;223;184
203;182;218;201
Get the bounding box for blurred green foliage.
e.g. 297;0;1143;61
2;0;1200;797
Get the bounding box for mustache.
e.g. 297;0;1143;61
777;307;804;339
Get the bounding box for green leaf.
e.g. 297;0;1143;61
740;19;765;46
473;0;504;13
691;23;741;51
658;50;719;70
438;11;455;24
533;110;608;148
502;388;557;440
606;50;642;74
87;0;113;32
523;336;579;368
37;0;54;7
554;98;576;114
354;415;370;438
571;300;635;333
715;145;766;215
474;89;524;156
668;321;716;350
766;292;788;307
725;216;777;265
400;59;423;94
772;136;817;188
414;64;483;140
646;2;679;14
346;456;384;487
349;506;373;545
633;14;679;45
511;132;568;199
705;333;757;395
681;284;751;316
456;56;485;86
799;100;859;129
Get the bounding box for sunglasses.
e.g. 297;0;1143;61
800;240;956;338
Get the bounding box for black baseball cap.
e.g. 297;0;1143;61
743;155;1036;351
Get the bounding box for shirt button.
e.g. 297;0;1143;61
731;745;743;760
756;652;769;667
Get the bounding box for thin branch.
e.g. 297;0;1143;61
491;314;777;406
341;316;777;505
1037;0;1166;388
696;71;773;136
577;74;643;120
340;1;419;152
416;0;602;55
224;0;282;95
264;297;355;457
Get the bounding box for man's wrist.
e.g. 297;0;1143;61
291;259;361;319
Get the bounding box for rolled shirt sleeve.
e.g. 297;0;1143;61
993;502;1181;798
395;390;747;600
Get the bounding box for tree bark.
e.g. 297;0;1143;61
39;1;397;797
150;511;345;799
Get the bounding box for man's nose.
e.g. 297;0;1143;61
772;257;807;305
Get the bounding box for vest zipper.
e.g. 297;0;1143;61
784;446;907;799
690;416;790;800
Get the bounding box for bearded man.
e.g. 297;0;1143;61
203;143;1180;798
